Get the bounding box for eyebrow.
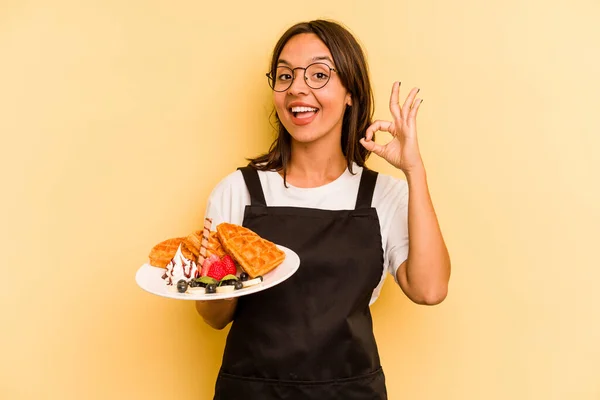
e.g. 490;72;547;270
277;56;335;66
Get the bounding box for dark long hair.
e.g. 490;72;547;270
248;19;375;179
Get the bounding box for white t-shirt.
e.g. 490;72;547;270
204;163;409;305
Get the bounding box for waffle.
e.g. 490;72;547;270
148;236;199;268
216;223;285;278
207;231;227;258
185;230;203;253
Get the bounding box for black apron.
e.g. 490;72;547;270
213;166;388;399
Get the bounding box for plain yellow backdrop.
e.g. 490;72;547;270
1;0;599;399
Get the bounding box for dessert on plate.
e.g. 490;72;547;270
147;218;285;295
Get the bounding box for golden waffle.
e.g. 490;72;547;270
216;222;255;240
149;237;183;268
148;236;199;268
181;237;200;261
185;230;203;252
216;223;285;278
207;231;227;258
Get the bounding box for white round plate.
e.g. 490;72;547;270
135;245;299;300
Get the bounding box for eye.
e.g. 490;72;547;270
277;73;293;81
307;63;331;82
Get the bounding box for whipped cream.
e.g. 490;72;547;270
162;244;199;285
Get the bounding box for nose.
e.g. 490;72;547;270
287;68;310;95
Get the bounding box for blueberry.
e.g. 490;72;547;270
176;280;188;293
234;281;243;290
205;284;216;294
239;272;249;281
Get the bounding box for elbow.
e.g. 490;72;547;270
412;261;451;306
401;257;451;306
195;300;235;330
412;284;448;306
205;319;230;330
198;312;232;330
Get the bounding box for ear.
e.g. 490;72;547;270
346;93;352;107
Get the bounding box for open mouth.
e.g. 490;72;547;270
290;106;319;119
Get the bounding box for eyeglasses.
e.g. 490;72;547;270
266;62;337;92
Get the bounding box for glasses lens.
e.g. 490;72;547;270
305;63;331;89
273;66;294;91
268;64;333;91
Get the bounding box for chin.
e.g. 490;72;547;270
279;116;343;146
288;132;322;144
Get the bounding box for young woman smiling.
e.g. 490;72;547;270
196;19;451;400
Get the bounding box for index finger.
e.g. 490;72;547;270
389;81;402;122
365;120;394;141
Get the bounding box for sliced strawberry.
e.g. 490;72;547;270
201;259;211;277
221;255;237;276
207;260;228;281
201;254;219;277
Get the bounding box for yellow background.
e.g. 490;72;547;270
1;1;599;399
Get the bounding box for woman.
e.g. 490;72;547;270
196;19;451;400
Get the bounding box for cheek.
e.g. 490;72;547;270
273;94;287;114
318;93;347;116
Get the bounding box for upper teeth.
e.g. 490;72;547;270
291;106;317;112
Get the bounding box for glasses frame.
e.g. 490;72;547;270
266;62;338;92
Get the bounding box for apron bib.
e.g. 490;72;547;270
213;166;388;399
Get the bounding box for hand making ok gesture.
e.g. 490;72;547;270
360;82;425;175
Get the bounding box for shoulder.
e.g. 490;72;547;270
207;169;247;199
374;170;408;202
349;163;407;193
205;168;250;226
369;168;409;221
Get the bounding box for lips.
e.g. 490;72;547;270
287;103;319;126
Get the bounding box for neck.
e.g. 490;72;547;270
285;138;347;188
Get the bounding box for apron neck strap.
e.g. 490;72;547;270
238;165;378;209
238;165;267;207
355;168;378;209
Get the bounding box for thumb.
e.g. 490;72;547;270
359;138;386;157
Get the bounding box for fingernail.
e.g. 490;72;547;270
417;88;420;93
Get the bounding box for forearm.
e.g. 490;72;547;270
399;166;451;305
195;299;237;330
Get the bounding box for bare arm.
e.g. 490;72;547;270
360;83;451;306
195;299;237;330
396;167;451;305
